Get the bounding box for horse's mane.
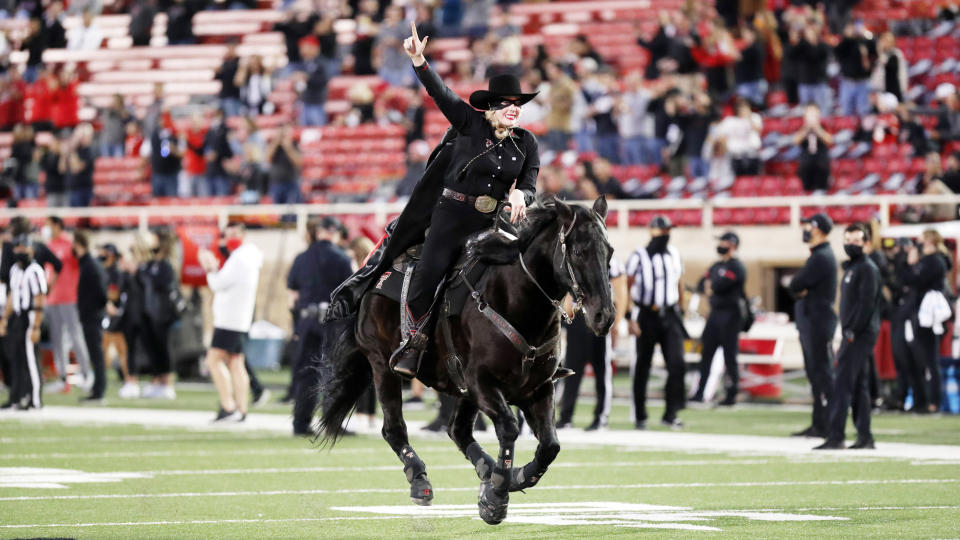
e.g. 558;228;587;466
517;195;563;251
464;195;562;266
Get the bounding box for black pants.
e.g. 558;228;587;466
695;307;742;401
142;320;173;376
245;359;264;395
6;312;41;408
558;313;610;425
798;156;831;192
633;309;686;423
81;318;105;398
910;324;942;412
0;331;9;389
407;197;493;320
797;314;836;433
827;330;878;441
890;305;913;405
292;316;324;431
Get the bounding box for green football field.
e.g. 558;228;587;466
2;374;960;539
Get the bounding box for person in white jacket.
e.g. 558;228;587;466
199;222;263;422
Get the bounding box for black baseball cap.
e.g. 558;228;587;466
649;215;674;229
717;231;740;247
99;243;120;257
318;216;342;231
801;213;833;234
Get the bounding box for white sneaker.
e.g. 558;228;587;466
140;383;159;399
44;380;66;394
252;388;271;408
80;373;95;392
118;382;140;399
158;386;176;400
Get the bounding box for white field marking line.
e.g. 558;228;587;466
0;446;463;460
0;516;410;529
2;478;957;502
4;504;960;530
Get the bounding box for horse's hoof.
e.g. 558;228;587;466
477;481;508;525
410;473;434;506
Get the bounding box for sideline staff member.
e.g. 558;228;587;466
0;235;47;410
789;213;837;438
816;224;881;450
626;215;686;430
692;232;747;406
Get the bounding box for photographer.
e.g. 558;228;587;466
794;103;833;192
266;125;303;204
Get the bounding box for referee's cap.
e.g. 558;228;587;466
11;234;33;248
649;215;673;230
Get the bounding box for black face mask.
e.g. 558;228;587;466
218;245;230;259
14;253;29;267
717;246;729;255
844;244;864;259
97;255;107;263
649;235;670;252
802;230;812;243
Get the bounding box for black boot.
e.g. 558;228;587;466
390;338;425;379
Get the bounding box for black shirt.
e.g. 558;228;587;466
41;150;65;194
150;128;181;175
707;257;747;311
899;252;950;311
217;57;241;99
735;40;765;84
301;58;329;105
68;145;95;190
839;254;881;337
77;253;107;323
834;36;875;80
413;62;539;204
792;39;830;85
203;122;233;178
789;242;838;320
269;142;299;186
287;240;353;309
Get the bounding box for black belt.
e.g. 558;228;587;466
442;188;500;214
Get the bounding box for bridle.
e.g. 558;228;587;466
518;212;585;324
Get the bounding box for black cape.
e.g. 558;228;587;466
325;128;457;322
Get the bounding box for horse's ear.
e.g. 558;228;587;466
556;198;574;224
593;195;608;220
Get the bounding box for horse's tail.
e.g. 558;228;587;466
315;315;372;447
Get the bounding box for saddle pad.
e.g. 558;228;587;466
370;251;489;318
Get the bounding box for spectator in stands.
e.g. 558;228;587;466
872;31;906;102
704;124;735;191
20;18;46;83
275;9;317;72
537;164;575;200
461;0;494;37
203;108;234;197
98;243;139;399
617;71;656;165
266;124;302;204
51;68;79;132
43;2;67;50
137;229;179;400
349;1;380;76
912;151;957;221
402;89;425;144
143;118;182;197
216;43;243;118
715;98;762;176
943;152;960;193
142;83;165;143
124;121;143;157
26;69;55;132
683;92;717;179
543;62;576;152
182;113;208;197
395;139;430;199
166;0;200;46
235;55;272;116
296;36;328;126
377;5;414;87
755;10;782;93
10;124;37;200
66;10;103;51
932;84;960;146
129;0;157;47
311;14;341;78
734;25;767;107
589;158;630;199
638;11;686;80
834;22;875;117
0;73;28;130
100;94;132;158
237;139;267;204
342;82;375;126
62;123;95;207
691;23;739;103
794;103;833;192
588;69;621;164
896;104;929;156
792;25;831;114
41;136;67;206
73;230;107;402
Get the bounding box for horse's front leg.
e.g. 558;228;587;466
473;382;518;525
512;381;560;492
449;396;496;482
372;362;434;506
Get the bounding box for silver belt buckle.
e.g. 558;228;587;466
474;195;497;213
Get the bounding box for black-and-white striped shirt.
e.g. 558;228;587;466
609;256;625;280
9;261;47;314
625;245;683;309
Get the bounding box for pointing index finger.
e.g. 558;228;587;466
410;20;419;41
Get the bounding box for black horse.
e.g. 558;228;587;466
315;196;615;525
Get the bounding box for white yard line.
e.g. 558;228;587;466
1;478;956;502
2;406;959;461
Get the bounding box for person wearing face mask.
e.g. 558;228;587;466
73;230;107;402
626;215;687;429
0;235;47;410
98;243;139;399
788;213;838;438
137;229;179;400
692;231;747;406
815;224;881;450
899;229;953;414
198;222;264;422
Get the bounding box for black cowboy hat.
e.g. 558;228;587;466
469;73;539;110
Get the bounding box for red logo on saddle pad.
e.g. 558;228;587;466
376;271;392;290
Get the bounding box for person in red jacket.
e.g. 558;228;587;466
125;121;144;157
51;70;80;132
26;70;56;132
182;112;209;197
5;71;28;128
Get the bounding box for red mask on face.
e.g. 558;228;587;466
225;238;243;253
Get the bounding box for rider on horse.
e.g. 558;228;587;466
389;22;541;378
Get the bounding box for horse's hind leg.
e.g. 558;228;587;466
373;364;434;506
449;397;495;482
512;382;561;492
473;383;519;525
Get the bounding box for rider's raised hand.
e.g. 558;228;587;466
403;20;429;66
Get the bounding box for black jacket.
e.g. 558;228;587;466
413;62;538;204
707;257;747;311
834;36;876;80
77;253;107;323
899;251;951;311
839;254;881;338
791;38;830;85
790;242;838;322
287;240;353;310
1;241;61;286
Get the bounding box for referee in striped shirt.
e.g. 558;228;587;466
0;235;47;410
626;216;687;429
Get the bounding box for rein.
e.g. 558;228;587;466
518;212;584;325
